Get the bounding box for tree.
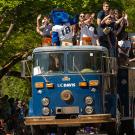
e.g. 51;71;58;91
0;0;40;97
0;0;56;97
0;0;135;98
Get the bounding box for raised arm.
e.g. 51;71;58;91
100;14;111;24
97;18;101;26
36;14;44;36
37;14;41;28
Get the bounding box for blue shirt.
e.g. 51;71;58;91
100;22;116;46
97;10;106;20
97;10;108;37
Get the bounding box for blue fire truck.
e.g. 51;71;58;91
22;46;134;135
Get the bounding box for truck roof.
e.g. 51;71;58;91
33;46;108;53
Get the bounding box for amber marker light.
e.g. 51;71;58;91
79;81;88;87
46;82;54;89
89;80;99;86
35;82;44;89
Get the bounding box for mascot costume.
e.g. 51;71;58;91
50;9;78;46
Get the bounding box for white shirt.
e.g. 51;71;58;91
118;40;131;56
80;25;97;45
52;23;73;41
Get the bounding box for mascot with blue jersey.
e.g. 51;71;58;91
50;9;78;46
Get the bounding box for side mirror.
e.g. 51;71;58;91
21;59;32;78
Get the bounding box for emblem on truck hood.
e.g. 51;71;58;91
62;76;70;81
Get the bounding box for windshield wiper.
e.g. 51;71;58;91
73;57;86;82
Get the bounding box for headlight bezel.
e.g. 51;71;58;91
85;96;93;105
42;107;50;115
41;97;49;106
85;106;93;114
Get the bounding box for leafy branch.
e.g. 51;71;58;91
0;51;31;79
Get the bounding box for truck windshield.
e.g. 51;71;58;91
33;52;64;75
67;51;102;73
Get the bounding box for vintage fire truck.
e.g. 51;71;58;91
22;45;134;135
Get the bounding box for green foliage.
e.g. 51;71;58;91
0;0;23;12
1;76;31;100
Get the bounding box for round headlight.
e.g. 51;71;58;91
42;107;50;115
85;96;93;105
61;90;72;101
42;97;49;106
85;106;93;114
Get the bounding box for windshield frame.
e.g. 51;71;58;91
67;50;104;74
33;51;64;75
32;48;108;75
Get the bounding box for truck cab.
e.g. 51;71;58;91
24;46;118;135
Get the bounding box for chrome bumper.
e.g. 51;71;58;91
25;114;115;126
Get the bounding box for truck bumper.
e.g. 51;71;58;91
25;114;115;126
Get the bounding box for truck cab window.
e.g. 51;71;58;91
33;52;64;75
48;54;64;73
67;51;102;73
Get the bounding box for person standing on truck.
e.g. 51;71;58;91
36;14;52;46
98;10;125;57
97;1;110;47
97;1;110;26
79;13;97;45
84;13;99;45
114;9;129;42
118;32;131;57
51;9;79;46
72;21;81;45
117;32;131;65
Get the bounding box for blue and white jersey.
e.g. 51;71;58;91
52;23;73;41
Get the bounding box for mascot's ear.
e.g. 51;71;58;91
69;14;79;25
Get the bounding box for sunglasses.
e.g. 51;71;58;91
80;14;85;18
